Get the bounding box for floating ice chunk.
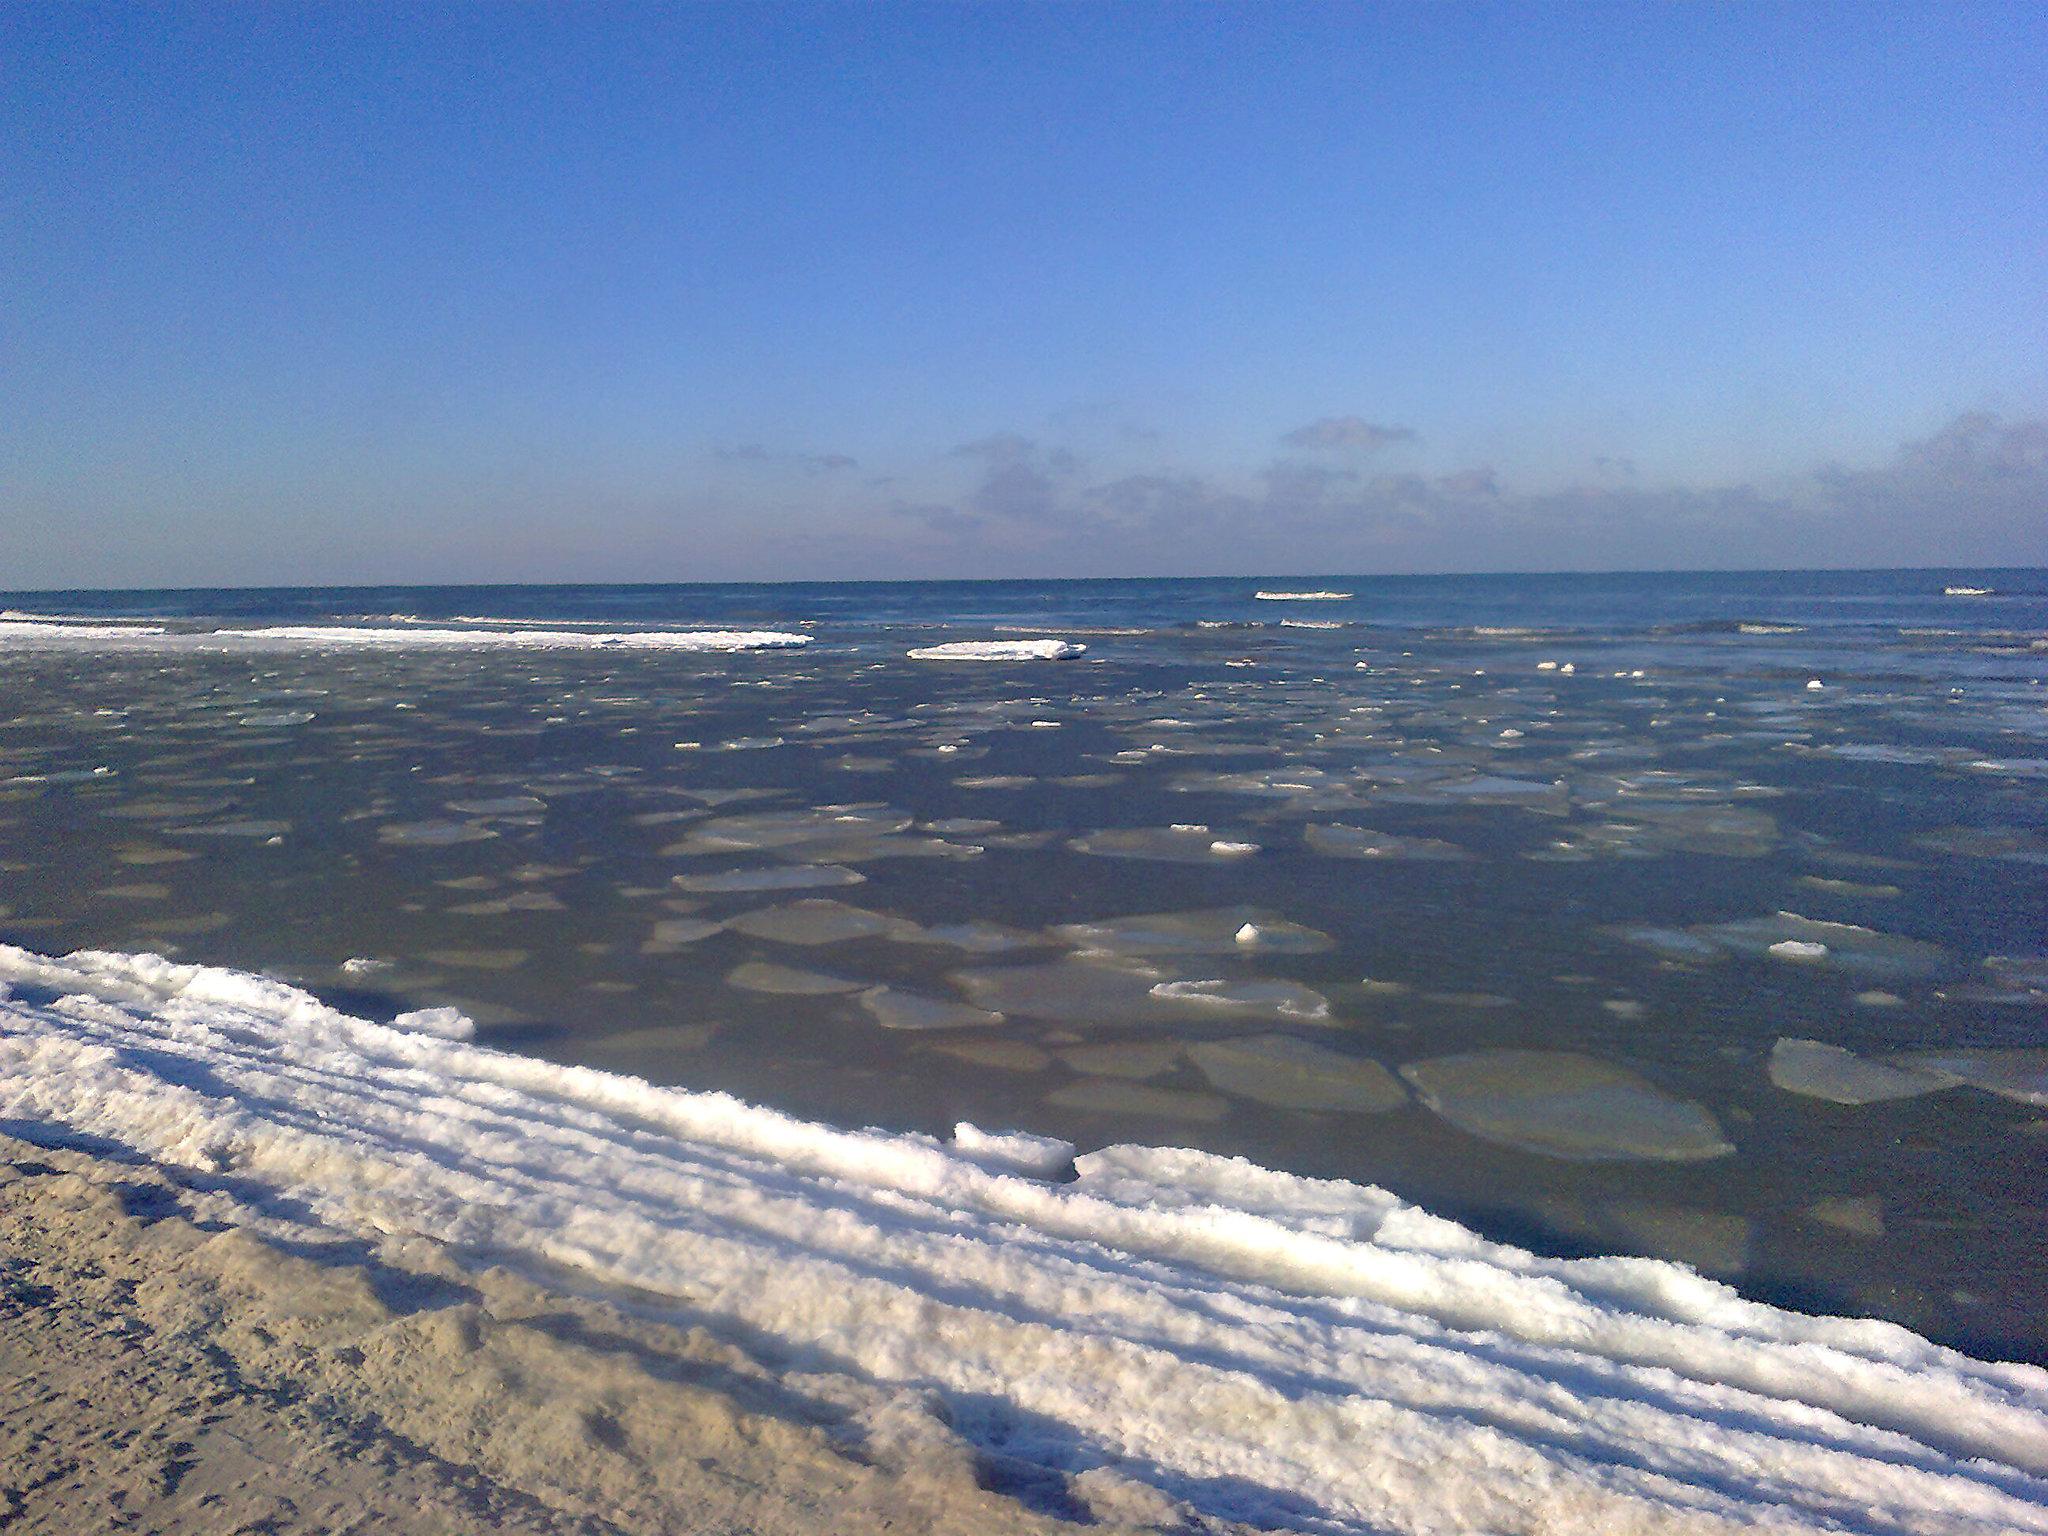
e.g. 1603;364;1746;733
859;986;1004;1032
1945;585;1995;596
905;920;1042;954
1149;979;1333;1022
1965;758;2048;779
1045;1077;1231;1121
1188;1035;1405;1113
949;1123;1075;1178
1401;1050;1735;1161
1056;1040;1183;1080
1808;1195;1887;1237
390;1005;475;1040
1305;823;1474;861
1385;774;1569;816
1769;939;1830;962
666;805;916;855
1253;590;1350;600
1697;912;1944;979
725;960;864;995
1053;907;1333;956
378;819;497;847
924;1038;1051;1072
1584;801;1780;858
725;899;920;946
1807;679;1826;690
953;955;1179;1025
671;865;866;893
644;917;725;947
417;947;528;971
905;640;1085;661
238;709;316;727
1915;825;2048;863
446;794;547;816
1797;875;1902;899
1891;1049;2048;1106
1768;1039;1953;1105
1985;954;2048;996
1068;826;1262;862
1605;925;1720;962
340;956;392;976
171;818;294;839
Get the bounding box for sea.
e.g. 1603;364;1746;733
3;567;2044;1361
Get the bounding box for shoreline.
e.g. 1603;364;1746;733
4;941;2046;1534
0;1133;1154;1535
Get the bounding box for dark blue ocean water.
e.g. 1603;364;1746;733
12;565;2048;637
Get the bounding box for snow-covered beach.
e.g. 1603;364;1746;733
5;942;2045;1535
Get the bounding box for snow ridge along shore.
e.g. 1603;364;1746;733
2;942;2045;1535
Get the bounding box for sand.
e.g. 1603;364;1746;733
0;1134;1183;1536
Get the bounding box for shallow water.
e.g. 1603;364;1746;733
2;569;2044;1360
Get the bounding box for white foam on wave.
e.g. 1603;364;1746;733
905;640;1085;661
1254;590;1352;601
209;625;813;651
0;618;168;639
2;941;2045;1535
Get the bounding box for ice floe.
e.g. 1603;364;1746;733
723;899;920;946
725;960;864;995
1052;906;1334;956
671;864;867;893
858;986;1004;1032
1304;822;1475;860
1768;1040;1954;1104
1401;1050;1736;1161
1187;1035;1406;1112
2;944;2046;1534
904;640;1085;661
1067;826;1266;862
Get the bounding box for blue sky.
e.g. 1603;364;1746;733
4;2;2044;585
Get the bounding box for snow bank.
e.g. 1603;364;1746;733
905;640;1085;661
2;942;2045;1535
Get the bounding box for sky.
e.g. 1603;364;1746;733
3;2;2044;587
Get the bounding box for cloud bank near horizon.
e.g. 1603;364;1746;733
873;410;2048;579
5;412;2044;590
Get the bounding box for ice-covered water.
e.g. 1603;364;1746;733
0;570;2044;1368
